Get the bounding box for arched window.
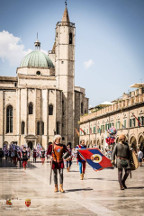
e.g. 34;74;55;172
21;121;25;134
37;121;44;135
81;102;83;115
49;104;53;115
6;105;13;133
37;121;40;135
42;122;44;135
56;121;60;134
28;102;33;114
69;32;73;44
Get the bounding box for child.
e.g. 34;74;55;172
22;147;28;170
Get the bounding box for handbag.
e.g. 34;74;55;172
62;152;71;161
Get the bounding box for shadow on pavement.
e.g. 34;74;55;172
0;159;37;169
127;186;144;190
88;177;105;180
66;187;93;192
68;170;79;172
88;177;117;182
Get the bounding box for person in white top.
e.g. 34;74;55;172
138;148;143;167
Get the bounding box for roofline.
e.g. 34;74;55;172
80;102;144;124
17;66;55;71
0;76;17;82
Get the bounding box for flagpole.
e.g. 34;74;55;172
128;109;130;143
89;121;90;146
95;120;97;147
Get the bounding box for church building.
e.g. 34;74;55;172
0;4;89;149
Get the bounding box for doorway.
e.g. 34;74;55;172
28;141;33;150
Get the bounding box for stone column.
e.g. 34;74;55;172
2;91;5;146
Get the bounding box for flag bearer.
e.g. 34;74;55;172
76;140;86;180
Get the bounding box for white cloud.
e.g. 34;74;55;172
84;59;94;69
0;31;32;66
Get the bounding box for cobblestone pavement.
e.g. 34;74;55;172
0;159;144;216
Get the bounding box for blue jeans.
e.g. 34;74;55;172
66;160;72;168
78;161;86;174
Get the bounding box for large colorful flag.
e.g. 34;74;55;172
78;148;112;171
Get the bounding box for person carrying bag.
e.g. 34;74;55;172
111;134;131;190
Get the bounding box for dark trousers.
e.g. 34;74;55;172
118;168;130;186
66;160;72;168
53;168;63;185
33;157;36;163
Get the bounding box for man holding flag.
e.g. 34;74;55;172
76;140;87;180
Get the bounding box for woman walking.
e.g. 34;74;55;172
40;149;45;165
112;134;131;190
66;142;72;172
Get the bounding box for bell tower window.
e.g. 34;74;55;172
21;121;25;134
69;33;73;44
28;102;33;114
81;102;83;115
49;104;53;115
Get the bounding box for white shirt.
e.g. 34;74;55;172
138;151;143;159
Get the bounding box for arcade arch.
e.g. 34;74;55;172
130;136;137;152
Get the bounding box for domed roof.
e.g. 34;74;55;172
20;50;54;69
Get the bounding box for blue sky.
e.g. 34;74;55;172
0;0;144;106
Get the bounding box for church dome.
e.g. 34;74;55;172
20;50;54;69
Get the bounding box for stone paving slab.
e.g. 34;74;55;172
0;160;144;216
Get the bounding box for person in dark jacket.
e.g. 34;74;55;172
112;134;131;190
0;149;4;162
40;149;45;165
33;149;37;163
22;147;28;170
66;142;72;172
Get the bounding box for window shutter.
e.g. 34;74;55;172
130;119;132;127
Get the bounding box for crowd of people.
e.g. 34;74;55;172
0;134;143;192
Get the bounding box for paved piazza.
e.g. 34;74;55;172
0;160;144;216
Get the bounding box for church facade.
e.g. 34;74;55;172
0;6;88;149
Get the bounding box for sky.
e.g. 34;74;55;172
0;0;144;107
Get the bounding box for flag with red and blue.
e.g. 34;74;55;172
78;148;112;171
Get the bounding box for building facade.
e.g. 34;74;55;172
0;5;88;149
80;85;144;152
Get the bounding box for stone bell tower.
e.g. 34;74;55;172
55;2;75;145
